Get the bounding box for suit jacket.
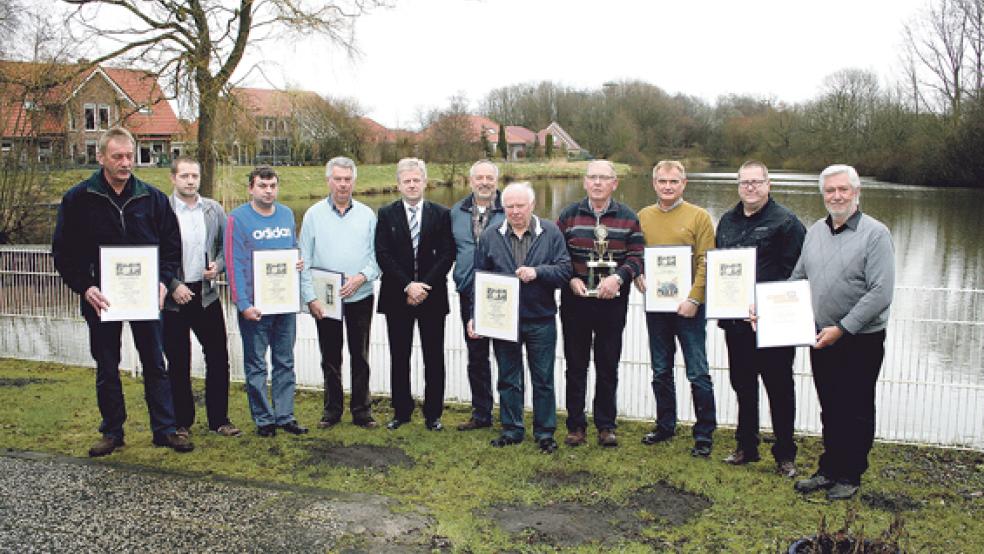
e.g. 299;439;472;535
374;199;455;316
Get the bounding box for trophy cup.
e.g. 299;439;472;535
586;224;619;297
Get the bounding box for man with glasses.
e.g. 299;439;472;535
556;160;644;447
636;160;717;457
716;161;805;476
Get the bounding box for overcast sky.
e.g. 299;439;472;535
134;0;934;129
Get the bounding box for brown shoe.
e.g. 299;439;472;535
564;428;587;447
213;424;242;437
777;459;798;478
88;436;124;457
598;429;619;447
153;433;194;453
457;418;492;431
175;426;191;438
723;449;761;465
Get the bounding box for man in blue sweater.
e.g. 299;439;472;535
469;182;572;453
789;164;894;500
300;157;381;429
225;166;307;437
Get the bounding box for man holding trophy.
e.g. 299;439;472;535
556;160;645;447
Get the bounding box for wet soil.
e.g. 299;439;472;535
303;440;415;471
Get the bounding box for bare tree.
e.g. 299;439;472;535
903;0;976;118
61;0;388;196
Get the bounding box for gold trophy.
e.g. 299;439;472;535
586;224;618;297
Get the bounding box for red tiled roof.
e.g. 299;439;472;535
419;114;499;143
101;67;181;136
505;125;536;144
229;87;322;118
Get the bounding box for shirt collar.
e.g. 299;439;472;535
329;195;351;217
498;215;544;237
657;198;684;212
172;193;202;212
825;208;862;234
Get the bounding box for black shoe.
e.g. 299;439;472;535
153;433;195;453
317;418;340;429
457;418;492;431
794;473;835;493
425;419;444;431
826;481;860;500
280;421;308;435
642;428;675;445
777;459;798;478
386;418;409;430
690;442;712;458
354;418;379;429
88;436;124;457
538;437;558;454
257;424;277;437
723;449;761;465
490;435;523;448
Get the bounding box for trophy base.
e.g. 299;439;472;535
584;289;620;298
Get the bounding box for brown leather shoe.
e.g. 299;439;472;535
564;428;587;447
777;459;798;478
153;433;194;453
88;436;124;457
213;424;242;437
175;426;191;438
723;449;761;465
457;418;492;431
598;429;619;447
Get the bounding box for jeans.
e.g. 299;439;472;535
163;284;232;431
493;318;557;441
459;292;493;424
723;323;797;461
645;306;716;444
314;295;374;423
237;312;297;427
560;292;628;432
82;299;176;440
384;308;446;422
811;330;886;485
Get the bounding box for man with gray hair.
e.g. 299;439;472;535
790;164;894;500
300;156;381;429
450;160;505;431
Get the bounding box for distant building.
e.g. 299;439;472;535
0;60;182;166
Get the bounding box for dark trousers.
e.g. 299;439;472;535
384;308;446;422
723;324;797;461
810;330;886;485
162;285;231;431
560;292;629;432
82;299;176;440
458;292;493;424
315;295;375;423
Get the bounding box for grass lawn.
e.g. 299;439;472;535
2;358;982;552
49;160;632;204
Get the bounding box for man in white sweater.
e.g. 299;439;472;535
299;156;382;430
790;164;895;501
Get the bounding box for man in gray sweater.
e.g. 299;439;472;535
790;164;894;501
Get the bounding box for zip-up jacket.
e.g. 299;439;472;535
450;191;505;293
52;169;181;296
164;194;227;311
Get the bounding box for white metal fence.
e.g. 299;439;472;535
2;245;982;450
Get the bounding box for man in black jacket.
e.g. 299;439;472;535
374;158;454;431
52;127;192;456
715;160;805;476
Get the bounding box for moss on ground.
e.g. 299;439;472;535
2;358;982;552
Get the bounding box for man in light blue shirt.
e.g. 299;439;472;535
300;156;381;429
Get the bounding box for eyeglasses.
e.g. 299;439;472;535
586;174;615;182
738;179;767;188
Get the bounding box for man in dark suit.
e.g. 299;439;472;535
374;158;455;431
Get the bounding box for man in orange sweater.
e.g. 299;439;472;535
636;160;717;458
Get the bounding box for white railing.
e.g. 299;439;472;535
2;246;982;450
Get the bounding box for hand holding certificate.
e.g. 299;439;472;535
308;268;344;321
252;248;301;315
706;247;756;319
755;280;816;348
99;245;160;321
473;271;520;342
644;246;692;312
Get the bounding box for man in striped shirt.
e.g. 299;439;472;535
556;160;644;448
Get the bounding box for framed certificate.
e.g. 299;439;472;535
252;248;300;315
644;246;692;312
705;247;757;319
309;267;344;321
99;245;160;321
755;280;816;348
473;271;520;342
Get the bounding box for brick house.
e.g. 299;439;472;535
0;60;182;166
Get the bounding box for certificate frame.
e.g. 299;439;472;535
99;245;160;322
755;280;816;348
644;245;692;312
252;248;300;315
309;267;344;321
473;271;520;342
705;247;757;320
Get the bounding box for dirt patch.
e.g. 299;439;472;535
303;441;414;471
879;447;984;497
0;377;49;387
530;469;593;488
862;490;924;512
483;481;711;547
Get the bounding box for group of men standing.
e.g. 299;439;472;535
54;127;893;501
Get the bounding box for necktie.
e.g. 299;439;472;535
409;206;419;255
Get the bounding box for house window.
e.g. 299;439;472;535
1;141;12;153
38;140;52;163
281;120;288;131
85;141;97;164
265;118;275;131
98;105;110;129
138;106;151;115
84;104;96;130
